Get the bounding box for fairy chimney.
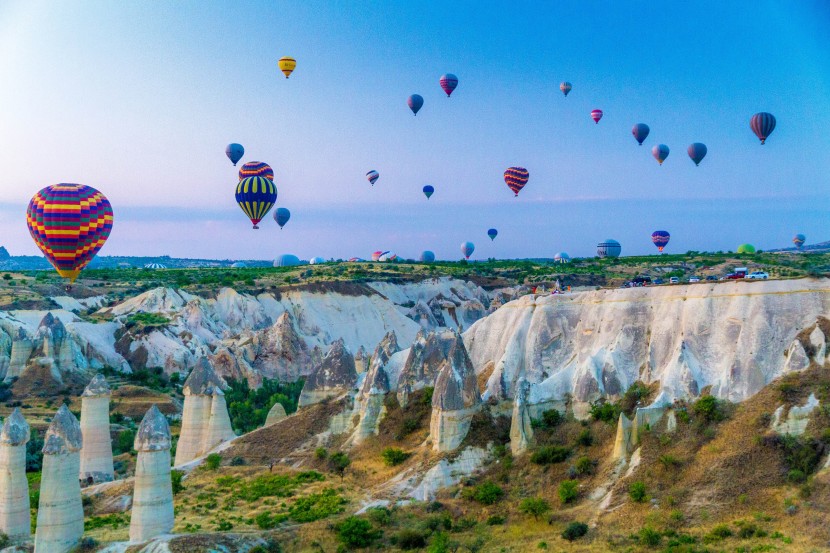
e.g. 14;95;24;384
174;358;230;465
129;405;174;543
35;405;84;553
0;409;30;539
79;374;114;483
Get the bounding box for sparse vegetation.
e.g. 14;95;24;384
561;521;588;541
558;480;579;504
530;445;571;465
518;497;550;520
462;481;504;505
380;447;411;466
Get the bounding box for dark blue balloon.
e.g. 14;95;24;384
408;94;424;115
687;143;707;166
423;185;434;199
420;250;435;262
226;143;244;166
487;228;498;241
274;207;291;229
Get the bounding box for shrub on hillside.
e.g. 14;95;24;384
336;516;381;549
638;526;661;546
530;445;571;465
518;497;550;520
589;399;621;424
225;377;304;434
692;395;726;424
531;409;562;429
462;481;504;505
289;488;346;522
558;480;579;504
629;481;647;502
205;453;222;471
381;447;411;467
395;528;427;549
561;521;588;541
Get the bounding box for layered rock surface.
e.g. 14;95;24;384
429;338;482;452
298;339;357;407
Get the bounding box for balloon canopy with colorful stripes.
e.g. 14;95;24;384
238;161;274;181
235;176;277;228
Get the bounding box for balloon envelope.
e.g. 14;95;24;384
225;143;244;166
278;57;296;78
737;243;756;254
652;144;670;165
274;254;300;267
239;161;274;181
553;252;570;263
687;143;707;165
439;74;458;97
793;234;806;249
597;239;621;258
651;230;670;252
632;123;650;145
26;183;114;282
487;228;498;241
461;241;475;259
371;251;383;262
407;94;424;115
366;170;379;185
420;250;435;263
591;109;603;124
750;112;776;145
310;257;326;265
504;167;529;196
274;207;291;228
423;185;434;199
560;82;572;96
236;176;277;229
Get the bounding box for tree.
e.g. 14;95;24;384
336;516;381;548
328;452;351;480
518;497;550;520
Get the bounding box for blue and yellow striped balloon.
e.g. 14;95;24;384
235;176;277;229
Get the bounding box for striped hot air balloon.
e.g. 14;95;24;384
26;184;114;283
591;109;603;124
504;167;529;196
278;57;296;78
371;251;383;262
750;112;776;145
651;230;670;252
461;241;475;259
239;161;274;181
560;82;572;96
439;74;458;97
236;176;277;229
597;239;621;258
793;234;806;249
366;170;379;185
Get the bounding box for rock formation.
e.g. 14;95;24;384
248;312;314;380
771;393;819;435
35;405;84;553
429;339;482;452
298;339;357;407
0;409;30;539
397;329;460;407
509;378;534;455
79;374;114;484
350;351;392;444
130;405;174;543
354;346;369;374
611;406;673;461
264;402;287;427
174;359;233;466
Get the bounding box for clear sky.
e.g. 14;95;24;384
0;1;828;261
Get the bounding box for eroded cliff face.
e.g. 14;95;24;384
464;279;830;414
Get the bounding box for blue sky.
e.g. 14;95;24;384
0;1;828;260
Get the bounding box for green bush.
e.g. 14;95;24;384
532;409;562;429
205;453;222;471
530;445;571;465
289;488;346;522
692;395;726;424
315;447;328;460
427;532;457;553
705;524;732;542
462;481;504;505
589;399;621;424
112;429;136;456
225;377;304;434
328;452;351;479
561;521;588;541
558;480;579;504
336;516;381;548
576;428;593;446
171;470;185;495
126;312;170;327
638;526;661;546
518;497;550;520
486;515;505;525
381;447;411;467
395;528;427;549
629;481;647;502
254;511;288;529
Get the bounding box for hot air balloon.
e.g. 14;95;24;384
553;252;570;263
231;262;247;268
310;257;326;265
461;241;475;259
407;94;424;115
737;243;756;254
439;74;458;97
560;82;572;96
236;176;277;229
793;234;806;249
504;167;529;196
239;161;274;181
366;170;379;185
423;185;434;199
597;239;621;258
274;254;300;267
274;207;291;229
420;250;435;263
144;263;167;270
591;109;603;124
379;252;397;262
26;184;114;283
632;123;650;146
487;228;498;241
278;57;296;78
750;112;776;145
651;230;670;252
687;143;707;166
371;251;383;262
652;144;670;165
226;143;244;166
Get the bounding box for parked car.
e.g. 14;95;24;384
632;276;652;286
653;278;664;285
725;272;745;279
747;271;769;279
705;275;719;281
688;277;701;283
669;276;680;284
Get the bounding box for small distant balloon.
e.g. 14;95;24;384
651;230;670;252
687;143;707;166
487;228;498;241
408;94;424;116
652;144;670;165
560;82;572;96
504;167;529;197
274;207;291;229
278;57;296;78
793;234;806;249
226;143;244;166
239;161;274;181
750;112;776;145
591;109;603;124
632;123;650;146
420;250;435;263
422;185;434;199
366;170;379;185
439;74;458;97
461;241;475;260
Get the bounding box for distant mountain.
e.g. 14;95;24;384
0;247;9;261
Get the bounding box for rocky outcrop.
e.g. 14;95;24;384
0;409;30;539
130;405;174;543
298;339;357;407
35;405;84;553
80;374;114;484
509;378;534;455
611;406;673;462
247;312;314;381
174;359;232;466
397;329;461;407
210;346;261;388
354;346;369;374
407;301;440;330
771;393;820;436
465;280;830;415
429;340;482;452
264;403;287;427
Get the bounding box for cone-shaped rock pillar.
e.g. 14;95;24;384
203;388;236;453
509;378;534;456
79;374;114;484
175;358;231;466
429;336;482;452
35;404;84;553
129;405;174;543
0;408;30;539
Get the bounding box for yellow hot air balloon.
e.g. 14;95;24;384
278;57;296;79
